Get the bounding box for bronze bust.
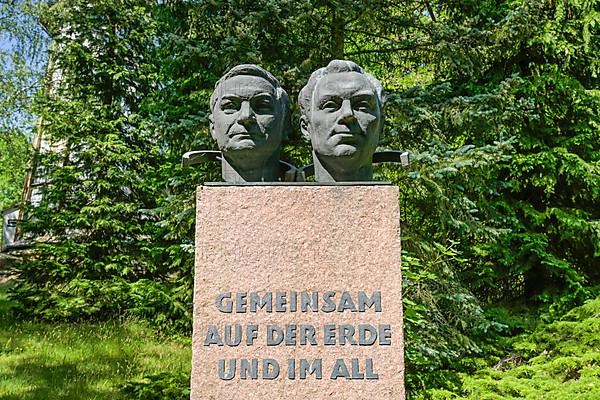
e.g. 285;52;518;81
209;64;291;182
298;60;386;182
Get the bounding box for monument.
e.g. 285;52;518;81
190;61;405;399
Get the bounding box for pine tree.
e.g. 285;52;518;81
13;0;189;324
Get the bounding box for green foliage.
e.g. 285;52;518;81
381;0;600;310
449;2;600;306
0;133;29;211
121;372;190;400
392;141;513;393
11;277;190;330
454;296;600;399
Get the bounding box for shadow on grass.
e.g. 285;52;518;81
1;359;118;400
0;280;191;400
0;330;138;400
1;319;193;399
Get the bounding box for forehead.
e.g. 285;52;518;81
218;75;276;99
314;72;375;99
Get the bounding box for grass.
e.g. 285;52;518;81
0;281;191;400
3;275;598;400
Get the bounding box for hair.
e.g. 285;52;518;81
298;59;386;118
210;64;291;138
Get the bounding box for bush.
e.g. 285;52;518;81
121;372;190;400
454;297;600;399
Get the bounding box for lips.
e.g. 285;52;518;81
330;130;362;144
228;128;252;139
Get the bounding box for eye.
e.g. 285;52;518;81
354;100;372;111
320;100;340;111
220;100;239;114
253;98;273;113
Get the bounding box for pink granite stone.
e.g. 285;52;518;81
192;185;404;399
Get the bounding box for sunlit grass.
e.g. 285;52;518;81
0;281;191;400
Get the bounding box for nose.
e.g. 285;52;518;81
237;101;255;125
338;99;355;124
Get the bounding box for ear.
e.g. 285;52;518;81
209;113;216;140
300;114;311;141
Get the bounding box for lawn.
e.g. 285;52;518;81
3;275;598;400
0;281;191;400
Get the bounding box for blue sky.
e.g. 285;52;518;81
0;8;49;141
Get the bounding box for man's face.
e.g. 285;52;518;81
211;75;284;161
308;72;382;164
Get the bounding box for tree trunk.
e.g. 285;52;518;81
331;9;344;59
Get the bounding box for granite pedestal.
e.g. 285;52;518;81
192;183;404;399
